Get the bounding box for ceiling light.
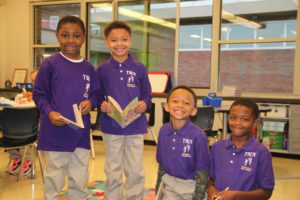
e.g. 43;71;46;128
222;11;264;29
190;34;201;38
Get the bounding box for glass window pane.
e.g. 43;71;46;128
34;48;60;67
88;2;113;67
178;0;212;88
118;0;176;74
221;0;297;40
34;4;80;45
179;25;201;49
219;42;295;93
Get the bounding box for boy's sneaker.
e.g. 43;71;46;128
21;160;32;176
8;158;21;174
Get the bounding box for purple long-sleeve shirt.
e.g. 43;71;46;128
33;52;101;151
96;54;152;135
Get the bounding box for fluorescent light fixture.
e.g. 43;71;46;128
190;34;201;38
43;54;52;58
204;38;212;42
222;10;264;29
221;27;230;32
257;36;264;39
290;30;296;35
118;7;176;29
93;3;176;29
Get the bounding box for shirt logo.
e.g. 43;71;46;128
241;151;256;172
126;70;136;87
82;74;90;98
181;138;193;158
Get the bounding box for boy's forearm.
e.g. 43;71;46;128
207;179;220;200
230;189;273;200
193;170;208;200
155;164;165;193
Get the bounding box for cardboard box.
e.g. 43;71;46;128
263;131;284;150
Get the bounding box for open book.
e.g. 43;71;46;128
60;104;84;129
107;96;141;128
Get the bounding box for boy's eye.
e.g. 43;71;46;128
241;117;249;121
184;101;191;105
229;115;236;120
61;33;69;38
73;34;81;39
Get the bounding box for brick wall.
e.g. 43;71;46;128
178;49;294;93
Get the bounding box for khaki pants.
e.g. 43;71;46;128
43;148;90;200
162;174;196;200
103;133;145;200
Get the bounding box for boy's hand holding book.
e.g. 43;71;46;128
101;100;112;113
134;100;147;114
80;100;92;115
48;111;66;126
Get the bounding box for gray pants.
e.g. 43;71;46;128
103;133;145;200
162;174;196;200
43;148;90;200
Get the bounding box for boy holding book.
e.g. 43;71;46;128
96;21;152;200
207;99;274;200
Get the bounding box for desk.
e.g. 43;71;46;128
215;105;272;139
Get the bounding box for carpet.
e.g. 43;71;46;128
59;181;156;200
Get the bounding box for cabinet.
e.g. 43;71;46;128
260;104;300;155
288;105;300;154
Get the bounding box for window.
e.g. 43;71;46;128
117;0;176;74
219;0;297;93
87;2;113;67
178;0;213;88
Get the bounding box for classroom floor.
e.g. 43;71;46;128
0;139;300;200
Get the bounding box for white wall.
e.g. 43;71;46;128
0;0;31;88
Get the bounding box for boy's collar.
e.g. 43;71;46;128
226;134;255;150
110;54;133;68
167;119;192;136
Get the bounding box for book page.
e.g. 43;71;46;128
107;96;123;127
123;97;140;128
60;104;84;129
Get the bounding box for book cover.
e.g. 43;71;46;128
107;96;141;128
60;104;84;129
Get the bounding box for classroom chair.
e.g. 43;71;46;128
191;106;215;136
146;103;157;144
90;106;101;159
0;107;41;181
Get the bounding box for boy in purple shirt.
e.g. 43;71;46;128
96;21;152;200
156;85;210;200
207;99;274;200
33;16;100;200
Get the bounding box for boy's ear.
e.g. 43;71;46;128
190;107;197;117
253;118;260;128
104;39;109;48
164;103;170;113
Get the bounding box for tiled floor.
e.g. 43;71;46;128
0;139;300;200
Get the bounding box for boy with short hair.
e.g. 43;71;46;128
33;16;100;200
207;99;274;200
156;85;210;200
96;21;152;200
